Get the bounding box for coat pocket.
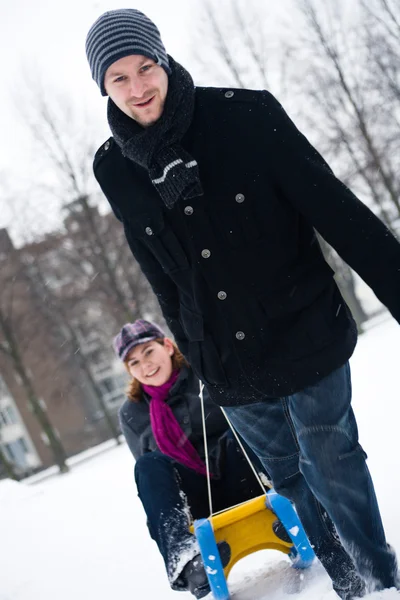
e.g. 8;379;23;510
258;261;335;319
259;284;339;361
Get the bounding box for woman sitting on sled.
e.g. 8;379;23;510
115;319;281;599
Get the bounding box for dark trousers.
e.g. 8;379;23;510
225;363;398;597
134;432;263;589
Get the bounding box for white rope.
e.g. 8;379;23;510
199;384;273;524
199;383;214;522
220;407;269;496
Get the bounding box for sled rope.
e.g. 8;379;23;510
220;407;268;496
199;383;214;521
199;384;268;522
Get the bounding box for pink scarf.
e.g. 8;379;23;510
143;370;208;476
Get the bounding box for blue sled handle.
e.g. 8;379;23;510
194;518;230;600
266;488;316;569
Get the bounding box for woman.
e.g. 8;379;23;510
115;319;273;598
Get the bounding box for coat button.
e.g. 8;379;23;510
201;249;211;259
235;193;245;203
183;416;189;424
145;227;153;236
217;291;227;300
235;331;245;340
225;90;234;98
184;206;194;215
104;140;110;151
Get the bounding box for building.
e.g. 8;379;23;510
0;375;41;474
0;205;157;478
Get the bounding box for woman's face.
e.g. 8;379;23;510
125;338;174;386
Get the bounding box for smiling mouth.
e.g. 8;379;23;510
134;96;155;108
146;367;160;378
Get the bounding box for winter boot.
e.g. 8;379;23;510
334;575;366;600
182;541;231;599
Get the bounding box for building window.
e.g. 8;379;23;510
3;437;31;468
0;405;17;427
0;377;7;396
18;437;29;453
106;392;125;405
88;349;111;374
4;443;16;462
98;378;116;395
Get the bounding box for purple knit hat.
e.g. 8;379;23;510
114;320;166;362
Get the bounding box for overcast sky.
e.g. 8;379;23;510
0;0;202;234
0;0;194;168
0;0;294;236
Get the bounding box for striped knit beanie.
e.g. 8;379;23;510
86;9;171;96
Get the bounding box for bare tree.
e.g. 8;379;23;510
361;0;400;104
17;82;138;321
2;78;164;447
19;245;122;445
16;79;161;321
278;0;400;324
290;0;400;227
192;0;280;89
0;256;68;473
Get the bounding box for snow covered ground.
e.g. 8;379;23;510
1;315;399;600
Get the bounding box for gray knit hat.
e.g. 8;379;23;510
85;9;171;96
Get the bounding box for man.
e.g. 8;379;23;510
86;9;399;599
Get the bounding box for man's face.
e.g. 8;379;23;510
104;54;168;127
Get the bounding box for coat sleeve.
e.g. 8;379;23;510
260;91;400;324
119;406;142;461
96;178;189;354
123;225;189;354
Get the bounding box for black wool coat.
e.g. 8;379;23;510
94;88;400;406
119;366;229;475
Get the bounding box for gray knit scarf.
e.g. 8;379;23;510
107;56;203;209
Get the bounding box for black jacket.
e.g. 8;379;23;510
95;88;400;405
119;366;229;474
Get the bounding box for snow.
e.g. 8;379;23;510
1;315;399;600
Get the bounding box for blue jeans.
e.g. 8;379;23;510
224;362;398;597
134;432;264;590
